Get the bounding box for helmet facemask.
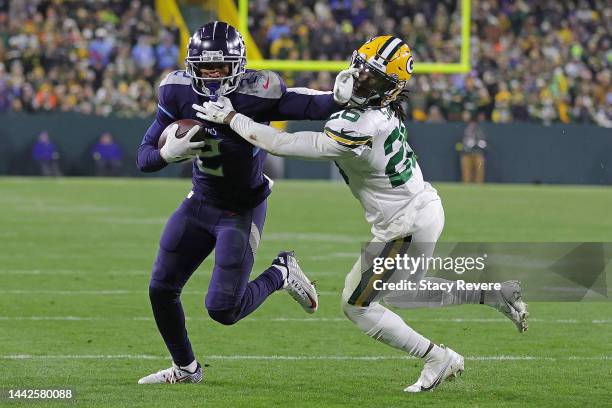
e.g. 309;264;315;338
185;50;246;97
349;52;406;107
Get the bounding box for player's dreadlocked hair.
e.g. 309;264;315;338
389;89;411;122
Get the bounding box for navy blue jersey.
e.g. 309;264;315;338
137;69;342;212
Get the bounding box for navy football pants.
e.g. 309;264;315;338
148;194;283;366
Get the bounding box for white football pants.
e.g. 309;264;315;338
341;200;484;357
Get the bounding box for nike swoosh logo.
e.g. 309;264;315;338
420;358;453;391
262;78;270;89
306;292;317;310
339;128;357;138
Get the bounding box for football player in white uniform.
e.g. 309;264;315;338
195;35;528;392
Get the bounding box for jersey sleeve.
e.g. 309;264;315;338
229;113;351;160
156;72;182;120
260;71;342;121
136;72;181;172
322;111;374;154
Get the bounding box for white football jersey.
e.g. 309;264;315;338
323;107;441;241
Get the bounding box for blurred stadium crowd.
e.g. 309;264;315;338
0;0;610;127
250;0;611;126
0;0;180;117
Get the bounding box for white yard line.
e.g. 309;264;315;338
0;316;610;324
0;289;340;296
98;217;167;225
265;232;369;243
0;290;135;295
302;252;359;260
0;269;341;277
0;354;610;362
3;287;607;301
0;270;147;276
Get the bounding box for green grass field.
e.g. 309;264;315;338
0;178;610;407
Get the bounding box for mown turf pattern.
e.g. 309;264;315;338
0;178;610;407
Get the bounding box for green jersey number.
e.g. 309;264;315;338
383;121;416;187
196;138;223;176
329;108;361;122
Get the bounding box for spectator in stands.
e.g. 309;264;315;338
0;0;177;118
0;0;609;127
32;130;61;176
0;64;10;112
267;15;290;44
460;112;487;184
349;0;369;28
248;0;610;127
92;132;122;176
427;106;446;123
132;35;156;71
155;32;178;71
492;82;512;123
88;28;114;69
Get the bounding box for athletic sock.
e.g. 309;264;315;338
344;302;433;358
179;360;198;373
271;264;287;287
422;342;445;362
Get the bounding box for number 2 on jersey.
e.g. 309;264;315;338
196;138;223;176
384;121;415;187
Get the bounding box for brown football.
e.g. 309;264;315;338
158;119;207;149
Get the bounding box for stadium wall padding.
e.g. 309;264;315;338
0;113;182;177
1;113;611;185
285;120;612;185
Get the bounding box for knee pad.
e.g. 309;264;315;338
341;301;386;336
341;301;363;323
207;308;239;326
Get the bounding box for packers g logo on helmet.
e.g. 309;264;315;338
349;35;414;107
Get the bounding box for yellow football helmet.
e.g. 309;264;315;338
349;35;414;107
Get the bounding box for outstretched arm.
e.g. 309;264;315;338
192;96;369;160
258;68;358;121
228;113;347;160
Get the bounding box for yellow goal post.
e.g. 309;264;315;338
239;0;471;74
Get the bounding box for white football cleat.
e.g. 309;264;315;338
138;362;203;384
495;280;529;333
273;251;318;314
404;345;464;393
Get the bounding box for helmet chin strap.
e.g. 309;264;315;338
205;82;221;99
350;92;383;107
350;94;368;106
190;72;243;98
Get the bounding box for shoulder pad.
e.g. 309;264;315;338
324;109;373;149
325;108;376;133
236;70;283;99
160;70;191;87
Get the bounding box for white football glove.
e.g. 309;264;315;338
159;123;205;163
333;67;358;105
192;96;236;125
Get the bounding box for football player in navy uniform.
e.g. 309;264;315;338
136;21;356;384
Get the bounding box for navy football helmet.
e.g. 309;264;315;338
185;21;247;97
